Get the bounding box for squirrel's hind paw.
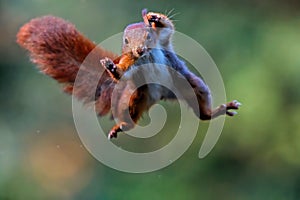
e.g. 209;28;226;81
226;100;241;110
225;100;241;116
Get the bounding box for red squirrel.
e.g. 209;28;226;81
17;9;241;139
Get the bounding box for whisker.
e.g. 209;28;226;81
164;9;169;16
167;8;175;17
168;12;180;20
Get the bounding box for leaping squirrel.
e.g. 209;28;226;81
17;9;241;139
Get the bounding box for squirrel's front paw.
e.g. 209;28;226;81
100;57;120;80
148;15;161;23
100;57;116;72
147;13;165;28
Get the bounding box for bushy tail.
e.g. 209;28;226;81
17;16;118;116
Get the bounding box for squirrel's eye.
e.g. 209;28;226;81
146;34;151;40
124;38;129;44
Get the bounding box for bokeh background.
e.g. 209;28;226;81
1;0;300;199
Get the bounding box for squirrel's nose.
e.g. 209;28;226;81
136;47;145;56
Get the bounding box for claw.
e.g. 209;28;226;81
232;100;242;106
226;100;242;110
100;59;106;66
224;100;241;117
108;130;118;140
226;111;237;116
236;102;242;107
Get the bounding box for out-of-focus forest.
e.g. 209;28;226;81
1;0;300;199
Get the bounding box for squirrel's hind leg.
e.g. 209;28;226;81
203;100;241;120
108;87;148;140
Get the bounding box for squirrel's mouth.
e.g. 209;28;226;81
133;47;148;58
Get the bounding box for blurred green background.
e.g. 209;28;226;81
1;0;300;199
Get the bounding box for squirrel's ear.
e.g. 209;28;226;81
142;8;150;26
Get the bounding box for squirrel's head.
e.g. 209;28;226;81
122;22;157;58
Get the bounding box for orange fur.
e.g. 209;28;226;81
17;16;118;116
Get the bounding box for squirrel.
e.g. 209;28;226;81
17;9;241;139
100;10;241;138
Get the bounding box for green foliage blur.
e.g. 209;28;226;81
1;0;300;199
